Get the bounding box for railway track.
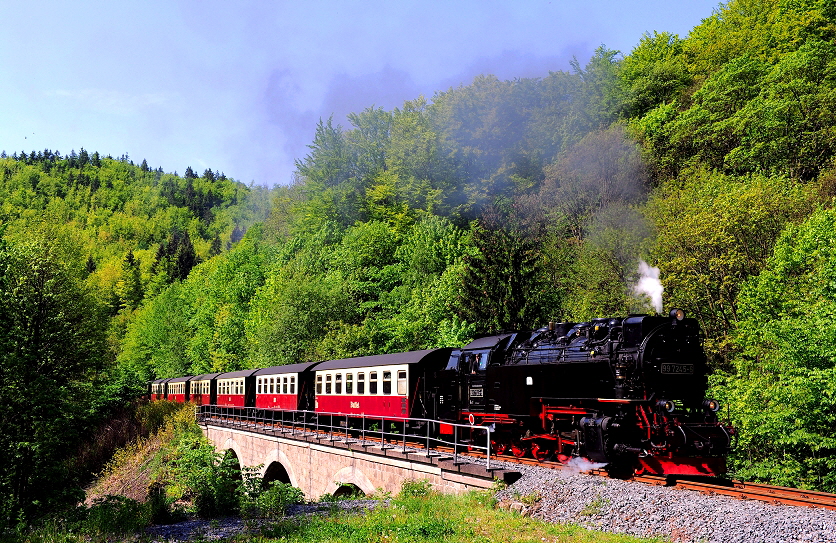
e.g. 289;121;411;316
436;443;836;511
204;413;836;511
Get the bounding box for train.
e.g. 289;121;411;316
150;309;734;476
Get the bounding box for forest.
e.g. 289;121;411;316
3;0;836;528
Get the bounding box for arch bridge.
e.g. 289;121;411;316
197;406;520;500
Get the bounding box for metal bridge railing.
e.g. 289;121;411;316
195;405;493;470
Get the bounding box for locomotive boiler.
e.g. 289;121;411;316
433;309;733;475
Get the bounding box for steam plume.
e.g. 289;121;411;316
634;260;663;314
565;457;608;472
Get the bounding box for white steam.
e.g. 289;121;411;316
634;260;663;314
565;457;608;472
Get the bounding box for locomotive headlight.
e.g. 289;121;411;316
656;399;676;413
702;399;721;412
669;308;686;321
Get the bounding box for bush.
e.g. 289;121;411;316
254;481;305;518
169;438;242;518
399;479;432;498
62;495;150;540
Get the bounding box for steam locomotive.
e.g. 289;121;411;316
151;309;733;476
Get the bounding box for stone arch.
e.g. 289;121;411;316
260;448;299;488
222;448;242;475
333;483;364;498
221;437;244;467
262;462;292;488
324;466;376;497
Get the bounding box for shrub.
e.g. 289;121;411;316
399;479;432;497
72;495;149;538
254;481;305;518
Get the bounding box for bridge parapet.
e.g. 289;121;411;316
198;407;520;500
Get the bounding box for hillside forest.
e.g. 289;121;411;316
3;0;836;527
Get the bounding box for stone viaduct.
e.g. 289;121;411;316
200;422;519;500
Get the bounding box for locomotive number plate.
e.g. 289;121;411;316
469;387;484;398
661;363;694;375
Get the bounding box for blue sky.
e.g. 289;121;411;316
0;1;719;186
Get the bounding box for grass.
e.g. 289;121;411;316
234;489;664;543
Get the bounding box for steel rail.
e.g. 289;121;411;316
196;405;836;511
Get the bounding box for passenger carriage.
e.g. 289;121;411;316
166;376;193;403
313;349;452;419
190;373;221;405
253;362;321;410
215;369;258;407
150;378;172;401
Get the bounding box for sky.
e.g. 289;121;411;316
0;1;720;187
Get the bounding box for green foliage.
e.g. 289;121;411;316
169;439;242;518
398;479;433;498
73;495;150;538
718;208;836;490
249;481;305;518
0;232;108;528
647;170;815;365
621;31;691;117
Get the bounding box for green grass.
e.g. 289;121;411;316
235;489;665;543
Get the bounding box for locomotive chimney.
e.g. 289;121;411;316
548;321;555;331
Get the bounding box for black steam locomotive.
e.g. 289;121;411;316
432;309;733;475
152;309;732;476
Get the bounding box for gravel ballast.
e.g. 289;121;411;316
495;461;836;543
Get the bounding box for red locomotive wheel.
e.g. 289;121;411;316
531;442;552;462
491;440;508;456
511;441;529;458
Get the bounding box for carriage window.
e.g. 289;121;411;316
357;373;365;394
335;374;342;394
397;370;407;395
257;379;262;394
316;375;322;394
369;372;378;394
290;376;296;394
325;374;332;394
346;373;353;394
282;376;287;394
383;371;392;395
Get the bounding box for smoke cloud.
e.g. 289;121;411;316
634;260;663;314
565;457;608;472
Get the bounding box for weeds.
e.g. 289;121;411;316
580;495;610;517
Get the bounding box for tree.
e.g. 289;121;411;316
720;208;836;491
117;250;143;311
0;234;106;527
456;211;546;334
647;169;815;366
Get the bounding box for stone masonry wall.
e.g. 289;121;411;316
202;424;504;500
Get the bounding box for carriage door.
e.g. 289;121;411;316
461;350;490;413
